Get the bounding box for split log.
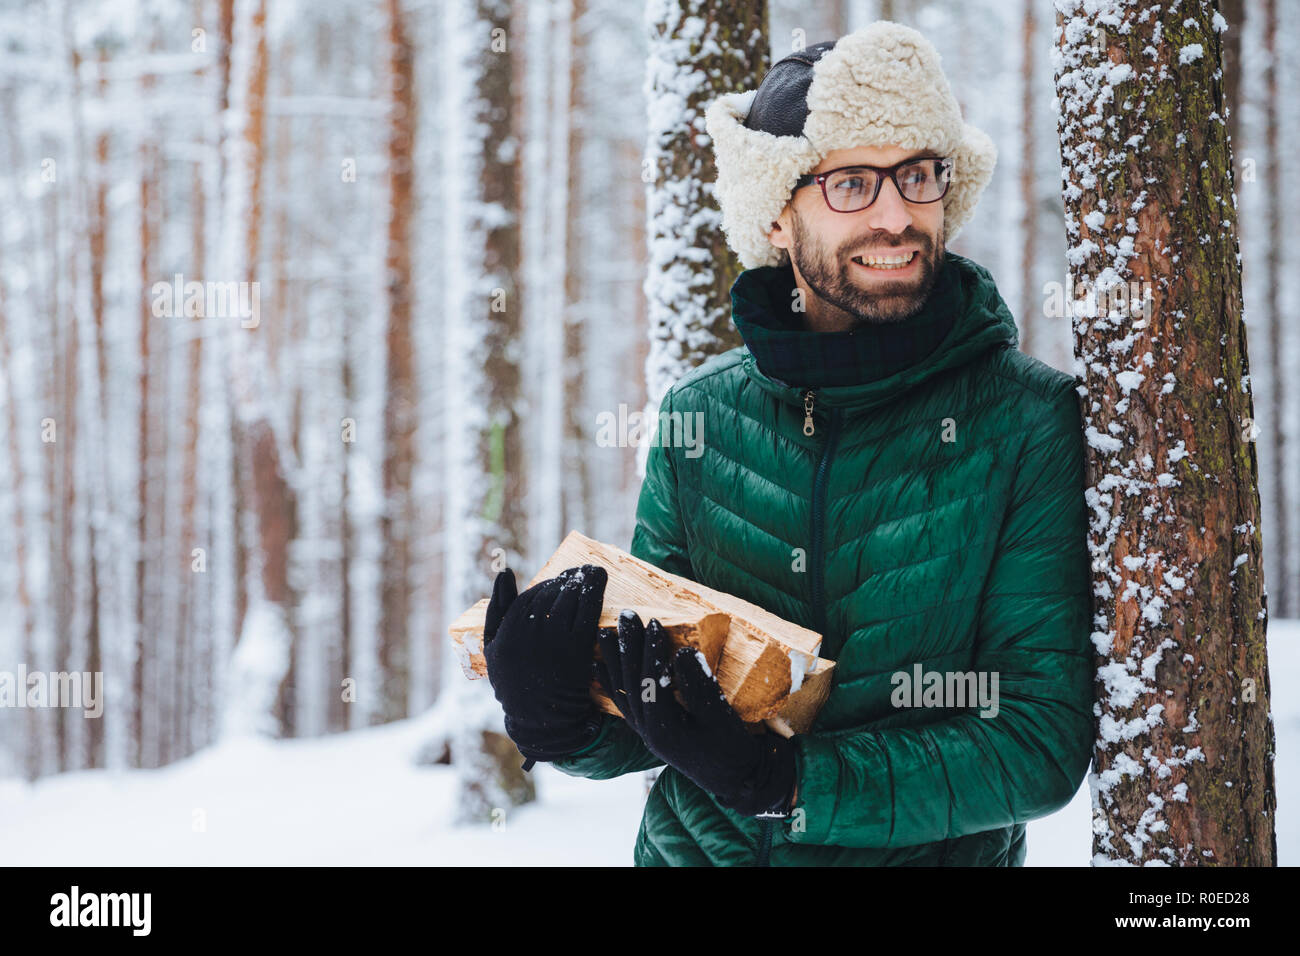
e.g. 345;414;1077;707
449;531;835;737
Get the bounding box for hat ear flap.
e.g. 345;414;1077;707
941;123;996;242
706;91;821;270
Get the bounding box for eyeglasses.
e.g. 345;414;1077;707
793;157;954;212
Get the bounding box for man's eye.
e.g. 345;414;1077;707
833;175;870;191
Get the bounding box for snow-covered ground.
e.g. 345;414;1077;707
3;622;1295;866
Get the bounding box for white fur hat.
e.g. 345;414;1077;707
705;21;997;270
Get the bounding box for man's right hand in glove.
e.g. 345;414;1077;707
482;563;609;766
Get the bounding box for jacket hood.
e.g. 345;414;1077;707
733;251;1019;412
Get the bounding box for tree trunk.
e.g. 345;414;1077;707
221;0;300;739
84;45;111;771
179;8;209;757
218;0;249;655
378;0;418;724
0;238;37;782
1017;0;1037;356
641;0;764;430
444;0;534;822
562;0;590;540
1054;0;1277;866
135;64;158;767
337;285;355;733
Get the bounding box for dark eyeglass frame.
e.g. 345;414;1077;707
793;156;955;213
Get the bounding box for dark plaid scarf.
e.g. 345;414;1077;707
730;252;963;388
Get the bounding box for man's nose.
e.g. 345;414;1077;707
863;176;914;235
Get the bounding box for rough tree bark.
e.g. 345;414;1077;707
445;0;534;822
641;0;766;417
1054;0;1276;865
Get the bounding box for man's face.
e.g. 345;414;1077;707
768;144;947;328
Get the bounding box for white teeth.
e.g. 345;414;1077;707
854;251;915;269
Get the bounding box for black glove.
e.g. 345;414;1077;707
595;610;797;817
483;564;608;768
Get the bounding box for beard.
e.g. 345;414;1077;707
790;212;946;327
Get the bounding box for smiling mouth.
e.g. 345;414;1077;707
850;250;918;271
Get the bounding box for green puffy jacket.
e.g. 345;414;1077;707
553;252;1095;866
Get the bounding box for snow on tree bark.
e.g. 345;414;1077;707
219;0;300;740
1053;0;1276;866
441;0;535;821
640;0;766;441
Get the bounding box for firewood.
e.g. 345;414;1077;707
449;531;835;737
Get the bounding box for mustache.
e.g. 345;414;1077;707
839;229;933;258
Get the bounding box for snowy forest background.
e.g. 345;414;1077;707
0;0;1296;863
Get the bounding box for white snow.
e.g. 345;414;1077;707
1114;370;1144;393
693;648;713;678
3;623;1296;866
788;648;809;694
1085;425;1125;453
1106;63;1134;86
0;708;649;865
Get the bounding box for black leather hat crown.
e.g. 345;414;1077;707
743;41;838;138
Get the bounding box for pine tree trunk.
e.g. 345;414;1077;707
0;239;37;781
219;0;250;657
179;24;209;758
84;45;111;771
1017;0;1036;356
222;0;300;739
135;65;158;767
528;0;567;561
562;0;590;538
1054;0;1277;866
338;293;355;733
641;0;765;416
445;0;535;822
378;0;418;724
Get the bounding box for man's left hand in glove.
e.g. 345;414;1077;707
594;609;798;818
483;564;609;767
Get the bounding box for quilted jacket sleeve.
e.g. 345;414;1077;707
626;389;696;580
786;382;1095;848
549;391;696;779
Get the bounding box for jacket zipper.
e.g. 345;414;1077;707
757;389;842;867
809;395;842;642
